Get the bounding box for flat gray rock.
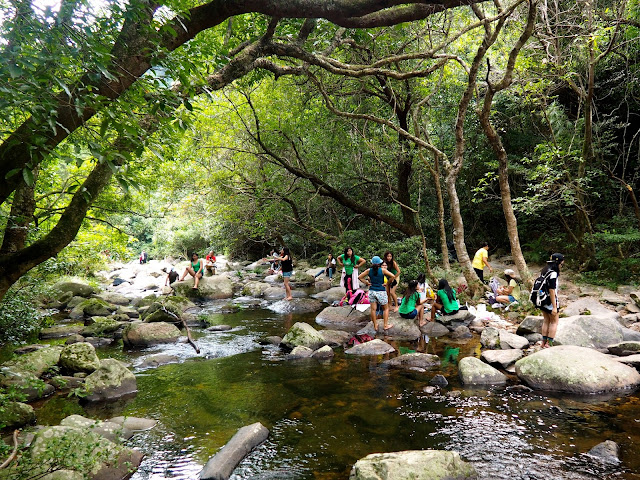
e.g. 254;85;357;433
481;349;523;369
516;316;543;335
319;329;351;347
563;297;615;316
499;330;529;350
345;339;395;356
607;341;640;356
315;306;370;331
555;313;624;349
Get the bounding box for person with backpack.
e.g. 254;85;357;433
358;256;395;331
337;247;366;294
430;279;460;321
535;253;565;348
495;269;520;306
399;280;429;327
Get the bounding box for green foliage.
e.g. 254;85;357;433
0;286;46;344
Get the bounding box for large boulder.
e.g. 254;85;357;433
421;321;451;338
281;322;326;350
80;317;124;337
313;286;347;304
83;358;137;402
172;274;233;299
563;297;616;316
52;280;96;298
28;425;143;479
315;306;370;331
242;281;271;297
345;339;395;356
555;314;625;349
69;298;115;320
349;450;477;480
458;356;507;385
1;346;63;380
382;353;440;371
122;321;181;348
142;302;182;323
516;316;544;336
95;292;130;306
515;345;640;393
164;295;196;313
2;401;36;429
59;342;101;374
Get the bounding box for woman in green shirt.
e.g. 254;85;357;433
179;252;204;289
399;280;428;327
430;278;459;321
337;247;366;293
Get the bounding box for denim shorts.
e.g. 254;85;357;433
368;290;388;305
400;309;417;319
282;271;292;278
508;295;516;302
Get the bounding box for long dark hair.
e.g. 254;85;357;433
403;280;419;304
438;278;455;302
541;253;563;275
417;273;426;284
343;246;354;263
282;247;291;260
383;251;396;269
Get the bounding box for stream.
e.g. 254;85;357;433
14;299;640;479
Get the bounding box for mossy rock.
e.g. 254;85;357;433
52;280;97;298
142;302;182;323
80;318;124;337
83;359;137;402
69;298;114;320
59;343;101;374
132;295;158;308
163;295;195;312
2;401;36;429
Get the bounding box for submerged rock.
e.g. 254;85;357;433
515;345;640;394
382;353;440;371
349;450;477;480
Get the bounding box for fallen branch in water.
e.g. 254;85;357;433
161;306;200;354
0;430;19;469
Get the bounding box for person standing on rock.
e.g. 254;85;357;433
179;253;204;290
273;247;294;301
337;247;366;293
471;241;493;283
383;251;401;312
359;256;395;332
539;253;565;349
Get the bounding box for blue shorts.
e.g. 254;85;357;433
508;295;516;302
282;271;292;278
368;289;388;305
400;309;417;319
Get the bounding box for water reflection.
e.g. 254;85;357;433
11;303;640;480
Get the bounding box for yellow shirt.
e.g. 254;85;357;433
472;248;488;270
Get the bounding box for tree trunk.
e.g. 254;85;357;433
434;157;450;271
445;174;477;288
0;168;38;254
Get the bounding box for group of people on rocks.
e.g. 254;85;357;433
166;250;218;290
315;244;565;345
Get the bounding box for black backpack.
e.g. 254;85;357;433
529;271;554;307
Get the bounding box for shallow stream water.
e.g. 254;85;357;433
16;301;640;479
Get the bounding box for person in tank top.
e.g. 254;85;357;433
358;256;395;331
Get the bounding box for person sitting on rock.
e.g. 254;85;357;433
399;280;429;327
314;253;336;281
205;250;217;275
495;269;520;307
180;253;204;289
431;278;460;321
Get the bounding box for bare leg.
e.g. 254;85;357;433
383;303;393;330
180;267;195;282
417;304;425;327
390;285;399;312
370;301;378;331
431;303;442;322
284;278;293;300
194;272;202;288
541;310;559;347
